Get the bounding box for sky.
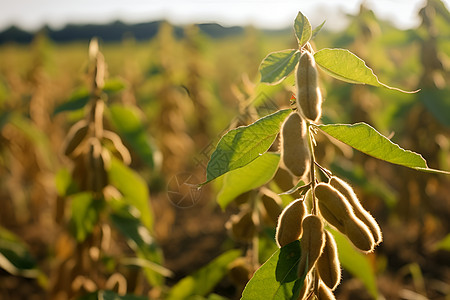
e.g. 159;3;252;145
1;0;449;32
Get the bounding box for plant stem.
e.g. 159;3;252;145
315;161;332;179
307;122;317;215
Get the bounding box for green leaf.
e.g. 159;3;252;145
79;290;148;300
434;234;450;251
329;228;378;299
108;104;156;169
294;11;312;47
314;48;418;93
53;87;90;115
55;168;78;196
110;210;158;256
167;249;241;300
69;192;102;242
103;78;127;94
409;167;450;175
205;109;291;183
311;20;326;40
0;227;39;278
108;158;153;229
110;207;164;286
260;50;300;84
53;78;126;116
55;168;72;196
241;240;305;300
258;229;279;264
217;152;280;209
319;123;449;175
278;180;308;196
316;123;446;174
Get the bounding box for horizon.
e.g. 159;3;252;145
1;0;447;33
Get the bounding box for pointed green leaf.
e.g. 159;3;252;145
217;152;280;209
314;48;418;93
329;228;378;299
110;210;158;256
103;78;127;94
0;227;39;278
167;249;241;300
314;48;379;85
278;180;308;196
311;20;326;40
260;50;300;84
412;167;450;175
205;109;291;183
108;158;153;229
318;123;449;175
317;122;429;168
53;87;90;115
69;192;102;242
55;168;71;196
108;104;157;169
241;240;305;300
319;124;449;174
53;78;126;116
55;168;78;196
294;11;312;47
110;207;164;286
435;234;450;251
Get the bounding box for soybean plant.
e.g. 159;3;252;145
203;11;449;300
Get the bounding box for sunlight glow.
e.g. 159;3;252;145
1;0;447;31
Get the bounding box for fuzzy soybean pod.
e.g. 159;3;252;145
280;112;311;178
261;192;283;226
63;120;89;157
296;50;322;122
315;183;375;253
317;282;337;300
317;230;341;290
275;199;307;248
315;183;352;233
344;216;376;253
329;176;382;245
297;215;325;278
228;257;252;286
102;130;132;165
226;210;256;243
86;138;109;193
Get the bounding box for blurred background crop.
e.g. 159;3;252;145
0;0;449;299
